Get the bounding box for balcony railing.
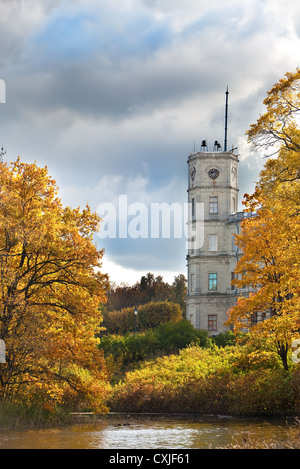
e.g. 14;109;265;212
228;211;256;223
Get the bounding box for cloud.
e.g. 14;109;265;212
101;257;176;286
1;0;300;284
58;170;187;280
30;1;174;67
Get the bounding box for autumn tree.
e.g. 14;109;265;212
172;274;187;313
226;70;300;370
247;69;300;158
107;272;186;311
0;159;110;410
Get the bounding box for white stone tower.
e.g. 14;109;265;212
186;145;240;333
185;89;245;334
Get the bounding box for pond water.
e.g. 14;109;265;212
0;414;298;450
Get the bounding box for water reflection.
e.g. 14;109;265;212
0;415;298;449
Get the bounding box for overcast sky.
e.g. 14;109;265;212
1;0;299;285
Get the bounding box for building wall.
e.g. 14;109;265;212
186;150;240;334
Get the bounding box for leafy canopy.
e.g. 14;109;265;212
226;70;300;370
0;158;109;410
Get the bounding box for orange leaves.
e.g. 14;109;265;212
247;68;300;155
226;191;300;348
227;70;300;370
0;158;109;407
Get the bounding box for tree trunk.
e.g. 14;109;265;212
277;342;289;371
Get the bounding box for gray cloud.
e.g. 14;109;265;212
0;0;299;283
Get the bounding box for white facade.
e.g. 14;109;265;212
186;149;245;334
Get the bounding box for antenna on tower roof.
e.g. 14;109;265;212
224;86;229;152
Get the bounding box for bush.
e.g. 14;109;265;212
138;301;182;330
227;368;298;416
108;346;233;413
108;345;300;417
102;307;136;335
99;320;212;370
99;332;158;368
102;301;182;335
211;330;236;347
154;320;211;353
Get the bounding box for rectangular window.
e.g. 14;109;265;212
208;315;217;331
209;197;218;214
209;234;218;251
250;312;258;325
191;198;195;221
190;273;195;292
190;236;195;255
231;272;236;291
232;197;236;213
208;273;218;291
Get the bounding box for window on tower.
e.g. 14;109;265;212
191;197;196;221
208;315;217;331
209;234;218;251
190;273;195;292
232;197;236;213
208;273;218;291
190;236;195;255
231;272;236;290
209;196;218;214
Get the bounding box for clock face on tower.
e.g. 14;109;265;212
208;168;219;180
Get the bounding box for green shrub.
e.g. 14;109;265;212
211;330;236;347
99;320;212;369
154;320;211;353
99;331;159;367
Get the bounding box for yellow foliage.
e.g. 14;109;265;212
226;69;300;370
0;158;109;408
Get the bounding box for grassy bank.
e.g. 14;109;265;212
0;402;73;430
